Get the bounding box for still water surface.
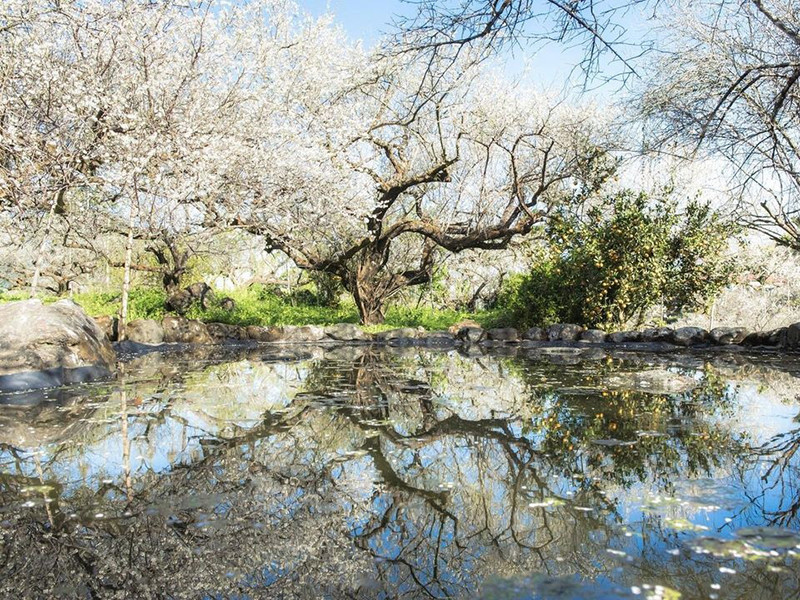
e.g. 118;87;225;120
1;345;800;599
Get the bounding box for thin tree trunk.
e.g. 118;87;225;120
30;189;62;297
708;299;717;331
120;381;133;500
119;222;134;339
119;180;138;339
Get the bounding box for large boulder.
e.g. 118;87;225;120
125;319;164;345
0;299;116;392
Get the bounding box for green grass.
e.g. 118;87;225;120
0;290;34;303
73;288;168;321
0;287;169;321
1;285;495;331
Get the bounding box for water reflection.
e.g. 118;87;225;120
1;346;800;599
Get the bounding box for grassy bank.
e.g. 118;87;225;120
0;286;496;332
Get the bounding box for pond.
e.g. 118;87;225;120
2;344;800;599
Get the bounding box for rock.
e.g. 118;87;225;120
246;325;285;342
219;297;236;311
376;328;424;342
0;299;116;392
785;323;800;349
448;319;482;334
709;327;749;345
162;315;212;344
672;327;708;347
165;281;215;314
280;325;326;343
487;328;520;342
455;326;486;343
206;322;246;342
523;327;548;341
580;329;607;343
418;332;457;348
125;319;164;345
165;289;191;314
93;315;119;342
604;369;699;395
769;328;788;347
640;327;674;343
325;323;372;342
184;319;212;344
608;331;641;343
743;329;786;347
548;324;584;342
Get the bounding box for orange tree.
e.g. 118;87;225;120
499;188;738;329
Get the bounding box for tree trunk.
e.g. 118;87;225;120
119;180;138;340
354;290;386;325
348;263;386;324
30;190;61;297
119;221;134;339
345;243;436;325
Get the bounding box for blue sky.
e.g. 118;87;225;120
298;0;656;94
301;0;409;46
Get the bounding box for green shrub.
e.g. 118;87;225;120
498;188;738;330
495;263;568;328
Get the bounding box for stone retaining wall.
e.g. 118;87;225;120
97;315;800;352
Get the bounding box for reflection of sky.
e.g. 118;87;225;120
3;351;800;597
3;360;311;492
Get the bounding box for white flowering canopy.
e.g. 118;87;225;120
0;0;613;316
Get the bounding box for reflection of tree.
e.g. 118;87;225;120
745;424;800;528
0;347;798;599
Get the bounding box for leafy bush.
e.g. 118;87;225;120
499;189;738;329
